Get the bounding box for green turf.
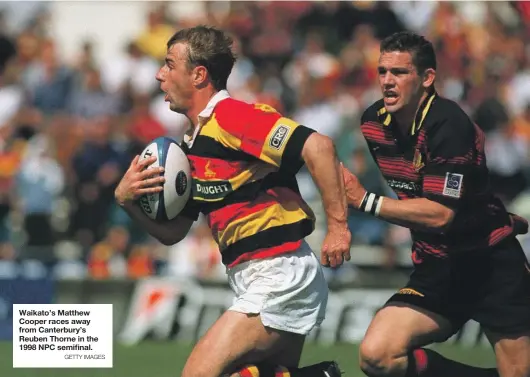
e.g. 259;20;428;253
0;341;496;377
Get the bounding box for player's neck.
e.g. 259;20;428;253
186;88;219;128
394;91;430;135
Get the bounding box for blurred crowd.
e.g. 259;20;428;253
1;1;530;282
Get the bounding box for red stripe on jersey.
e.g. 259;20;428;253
377;156;419;181
488;225;513;246
188;155;247;180
361;123;395;145
208;196;277;234
397;192;413;200
227;240;302;268
423;176;446;194
241;110;281;157
413;241;447;257
214;99;282;158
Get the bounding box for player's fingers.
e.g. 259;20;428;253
335;251;344;267
136;186;163;195
320;248;330;267
327;252;338;268
140;166;164;179
139;176;166;188
137;156;158;170
130;155;140;168
344;248;351;262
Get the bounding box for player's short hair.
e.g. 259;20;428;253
167;25;236;91
380;31;436;73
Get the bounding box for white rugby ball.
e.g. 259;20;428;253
138;137;191;221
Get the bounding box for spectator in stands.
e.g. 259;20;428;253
127;245;153;279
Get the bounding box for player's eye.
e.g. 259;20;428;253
377;68;387;75
390;68;409;76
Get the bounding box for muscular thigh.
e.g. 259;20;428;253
360;303;453;360
486;330;530;377
181;309;305;377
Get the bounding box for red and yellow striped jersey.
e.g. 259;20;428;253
180;92;316;267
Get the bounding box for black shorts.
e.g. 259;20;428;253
387;237;530;335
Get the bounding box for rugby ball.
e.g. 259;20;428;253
138;137;191;221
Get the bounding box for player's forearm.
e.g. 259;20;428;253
302;134;348;229
120;202;190;245
351;194;454;233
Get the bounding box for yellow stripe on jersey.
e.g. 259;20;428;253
201;114;243;150
218;201;313;248
411;93;436;135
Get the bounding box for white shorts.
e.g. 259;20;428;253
226;240;328;335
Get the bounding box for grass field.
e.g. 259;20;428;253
0;341;496;377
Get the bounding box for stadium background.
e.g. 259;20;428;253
1;1;530;375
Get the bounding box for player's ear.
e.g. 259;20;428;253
192;65;208;88
422;68;435;89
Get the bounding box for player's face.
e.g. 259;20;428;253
156;43;194;114
377;51;423;114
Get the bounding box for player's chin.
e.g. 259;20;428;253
383;99;402;113
169;102;185;114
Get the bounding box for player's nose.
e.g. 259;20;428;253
381;72;395;86
155;67;165;82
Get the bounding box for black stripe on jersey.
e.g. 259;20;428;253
423;163;476;177
280;125;316;175
188;135;258;162
221;218;314;265
200;173;300;214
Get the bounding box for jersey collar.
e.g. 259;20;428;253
198;89;231;121
377;91;437;137
410;91;437;136
184;89;231;147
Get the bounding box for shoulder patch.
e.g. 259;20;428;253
269;124;291;150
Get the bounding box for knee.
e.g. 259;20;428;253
359;337;408;377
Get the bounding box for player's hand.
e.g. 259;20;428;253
114;155;165;207
341;163;367;209
321;223;351;268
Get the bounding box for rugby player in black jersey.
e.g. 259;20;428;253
334;31;530;377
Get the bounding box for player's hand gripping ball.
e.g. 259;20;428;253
138;137;191;220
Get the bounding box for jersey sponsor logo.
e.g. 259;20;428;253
193;180;233;200
204;161;216;178
443;173;463;198
269;125;291;150
413;149;425;171
397;288;425;297
387;179;420;193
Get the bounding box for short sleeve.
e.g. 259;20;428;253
214;101;315;174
